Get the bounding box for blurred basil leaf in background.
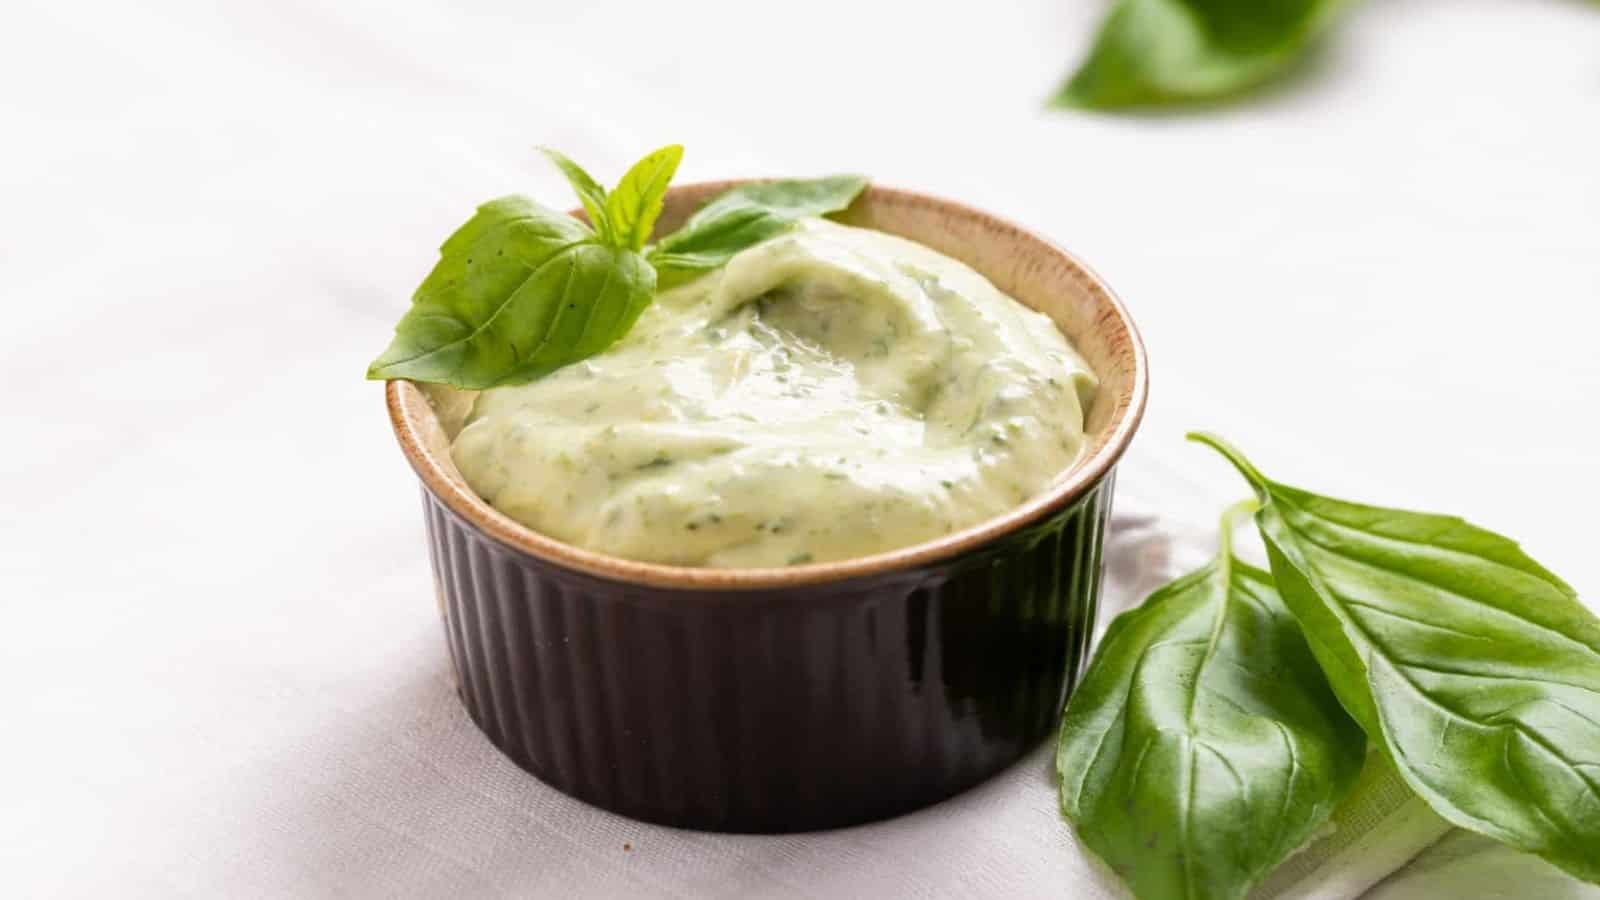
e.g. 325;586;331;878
1056;0;1348;109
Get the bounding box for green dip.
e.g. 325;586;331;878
444;218;1098;567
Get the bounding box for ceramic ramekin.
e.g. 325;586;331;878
385;182;1147;832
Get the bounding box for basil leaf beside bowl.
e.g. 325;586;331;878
1190;433;1600;885
648;174;868;288
1057;500;1365;900
1055;0;1347;109
365;196;655;389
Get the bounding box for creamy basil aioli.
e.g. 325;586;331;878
444;218;1097;567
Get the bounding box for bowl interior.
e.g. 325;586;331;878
388;181;1147;589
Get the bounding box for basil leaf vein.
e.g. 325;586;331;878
1055;0;1347;109
1057;500;1365;900
1190;432;1600;885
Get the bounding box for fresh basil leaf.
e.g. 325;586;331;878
648;175;867;286
1057;500;1364;900
1189;433;1600;885
539;147;614;244
366;195;654;388
605;144;683;252
1055;0;1346;109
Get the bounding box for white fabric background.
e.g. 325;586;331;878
2;0;1597;897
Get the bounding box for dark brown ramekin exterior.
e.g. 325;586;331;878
387;182;1146;832
421;473;1114;832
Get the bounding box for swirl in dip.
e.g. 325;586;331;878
438;218;1098;568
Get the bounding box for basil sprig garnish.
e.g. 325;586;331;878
1055;0;1347;109
366;146;867;389
1058;500;1364;900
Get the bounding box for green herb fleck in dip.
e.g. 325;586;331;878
441;218;1098;567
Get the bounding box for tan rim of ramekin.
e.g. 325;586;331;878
386;181;1148;590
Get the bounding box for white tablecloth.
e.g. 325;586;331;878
3;1;1597;896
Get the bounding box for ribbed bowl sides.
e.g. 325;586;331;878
420;472;1115;833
